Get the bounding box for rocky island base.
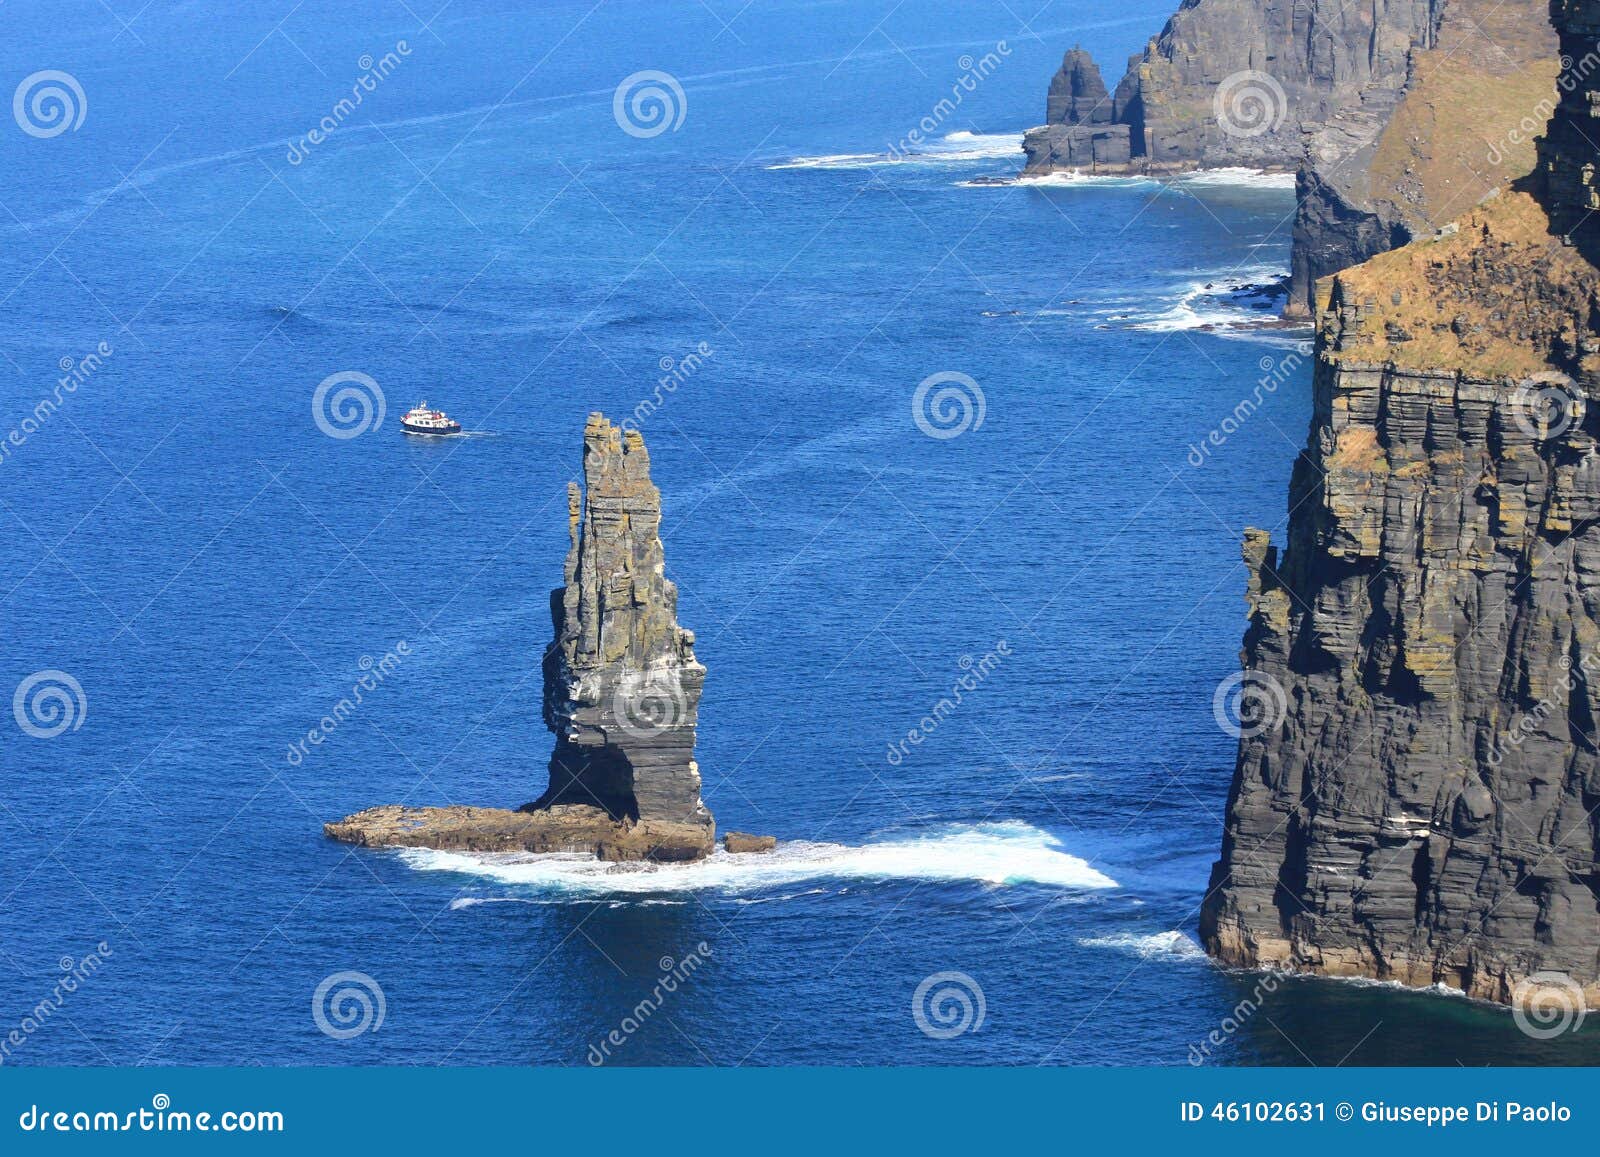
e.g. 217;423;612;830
324;803;715;862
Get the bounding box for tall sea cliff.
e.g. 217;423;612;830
1199;0;1600;1008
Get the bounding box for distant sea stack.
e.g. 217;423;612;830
1199;1;1600;1008
326;414;727;863
1022;0;1434;177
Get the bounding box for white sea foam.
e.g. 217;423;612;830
1115;265;1293;337
769;131;1022;170
1012;170;1160;190
1171;167;1296;191
1080;930;1207;960
402;820;1117;897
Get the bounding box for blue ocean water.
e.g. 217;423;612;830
2;0;1596;1066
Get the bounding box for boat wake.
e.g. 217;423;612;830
401;820;1117;899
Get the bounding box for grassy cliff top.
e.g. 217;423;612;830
1319;189;1600;380
1366;0;1559;233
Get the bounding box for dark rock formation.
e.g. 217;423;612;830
326;414;718;862
1046;46;1114;126
1541;0;1600;259
1023;49;1131;172
1199;3;1600;1009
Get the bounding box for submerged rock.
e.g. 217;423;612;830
326;414;716;862
1199;7;1600;1009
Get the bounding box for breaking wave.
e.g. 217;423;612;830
768;131;1022;170
401;820;1117;898
1170;167;1296;191
1110;265;1300;339
1080;930;1207;961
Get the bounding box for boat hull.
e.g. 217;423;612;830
401;420;462;435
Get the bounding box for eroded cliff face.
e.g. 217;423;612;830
537;413;710;829
1199;4;1600;1004
1023;0;1436;176
1287;0;1559;316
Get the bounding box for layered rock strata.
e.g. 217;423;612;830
1199;5;1600;1007
326;414;721;862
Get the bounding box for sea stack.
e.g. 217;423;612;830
535;414;711;834
1199;0;1600;1008
1021;48;1131;174
325;414;721;862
